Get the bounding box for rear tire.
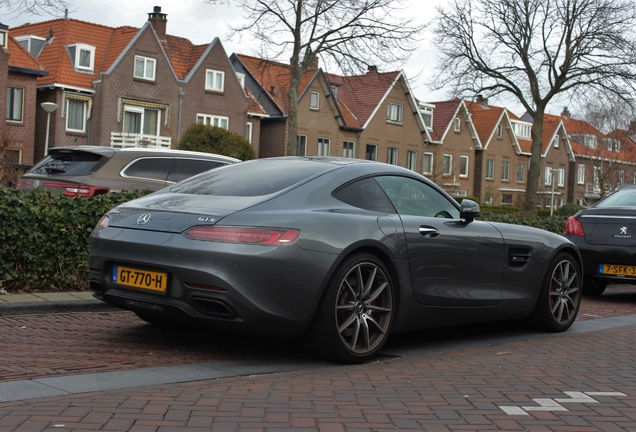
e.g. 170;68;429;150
582;276;607;296
530;253;581;332
303;253;395;363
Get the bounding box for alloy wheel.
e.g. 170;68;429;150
549;259;580;324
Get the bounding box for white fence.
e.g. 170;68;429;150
110;132;172;148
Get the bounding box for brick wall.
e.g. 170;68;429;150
5;72;38;164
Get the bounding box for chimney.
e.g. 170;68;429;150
307;56;319;71
148;6;167;41
561;106;571;120
64;8;68;19
367;65;378;74
476;94;488;107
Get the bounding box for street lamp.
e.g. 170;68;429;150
550;168;560;216
41;102;58;157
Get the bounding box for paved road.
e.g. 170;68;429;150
0;286;635;430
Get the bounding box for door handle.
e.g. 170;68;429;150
419;227;440;238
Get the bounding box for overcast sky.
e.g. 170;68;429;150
0;0;540;115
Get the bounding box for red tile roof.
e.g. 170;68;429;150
7;36;45;72
465;101;506;147
425;99;461;142
340;71;400;127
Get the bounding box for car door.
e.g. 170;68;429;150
375;175;505;307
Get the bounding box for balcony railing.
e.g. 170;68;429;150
110;132;172;148
584;183;600;198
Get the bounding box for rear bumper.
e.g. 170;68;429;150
567;236;636;284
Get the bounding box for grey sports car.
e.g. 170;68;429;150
89;157;582;362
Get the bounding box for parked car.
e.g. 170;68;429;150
16;146;240;196
565;185;636;295
89;157;582;363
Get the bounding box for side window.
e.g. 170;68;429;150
167;159;226;183
333;177;396;213
122;158;173;181
375;176;460;219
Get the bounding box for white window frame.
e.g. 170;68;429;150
517;163;525;183
459;155;469;178
66;99;87;133
134;55;156;81
297;134;307;156
501;161;510;181
124;105;161;135
485;159;494;179
387;147;398;165
197;113;229;130
454;117;461;132
419;104;434;130
496;124;503;139
246;122;253;144
386;103;403;123
577;164;585;185
618;170;625;184
318;137;330;156
443;154;452;176
343;140;355;158
423;152;433;175
557;168;565;187
553;135;560;148
70;43;95;72
235;72;246;89
206;69;225;92
501;193;513;206
406;150;417;171
545;167;553;186
309;92;320;109
6;86;24;123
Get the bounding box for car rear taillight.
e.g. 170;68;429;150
39;183;110;197
565;217;585;236
15;180;32;190
95;215;110;230
183;226;301;246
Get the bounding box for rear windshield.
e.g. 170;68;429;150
595;188;636;207
30;151;106;176
169;159;333;196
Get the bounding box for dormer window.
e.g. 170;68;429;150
15;35;46;58
419;103;434;130
235;72;245;89
512;121;532;139
68;43;95;72
0;26;7;49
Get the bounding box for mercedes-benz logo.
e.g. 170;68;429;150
137;213;152;225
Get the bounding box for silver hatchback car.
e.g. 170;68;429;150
16;146;240;196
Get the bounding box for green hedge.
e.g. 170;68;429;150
0;188;573;293
0;188;146;292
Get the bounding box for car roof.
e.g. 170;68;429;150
48;146;241;163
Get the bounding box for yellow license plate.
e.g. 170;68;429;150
113;266;168;292
601;264;636;276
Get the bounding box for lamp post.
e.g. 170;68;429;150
41;102;58;157
550;168;560;216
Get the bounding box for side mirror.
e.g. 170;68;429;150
460;199;481;222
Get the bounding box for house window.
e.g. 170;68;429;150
246;122;253;144
6;87;24;122
423;152;433;175
501;193;513;206
4;149;21;164
514;122;531;139
0;30;6;49
124;105;160;135
517;163;525;183
387;103;403;123
330;85;338;98
544;167;553;185
443;154;452;176
406;150;417;171
485;192;493;205
15;35;46;57
366;144;377;161
419;103;434;130
618;170;625;184
577;164;585;185
343;141;355;158
318;138;330;156
68;44;95;72
558;168;565;187
454;117;461;132
553;135;560;148
197;114;228;130
497;124;503;139
206;69;225;92
501;161;510;181
296;134;307;156
310;92;319;109
485;159;494;179
236;72;246;89
66;99;87;133
134;56;156;80
387;147;398;165
459;155;469;178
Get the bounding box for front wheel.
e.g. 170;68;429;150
530;253;581;332
303;253;395;363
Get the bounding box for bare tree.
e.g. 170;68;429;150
0;0;72;16
433;0;636;216
209;0;425;156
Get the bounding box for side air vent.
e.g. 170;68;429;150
509;248;532;268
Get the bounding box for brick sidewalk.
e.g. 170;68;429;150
0;324;634;431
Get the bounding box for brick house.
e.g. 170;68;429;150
232;54;429;170
0;24;48;166
10;7;251;163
